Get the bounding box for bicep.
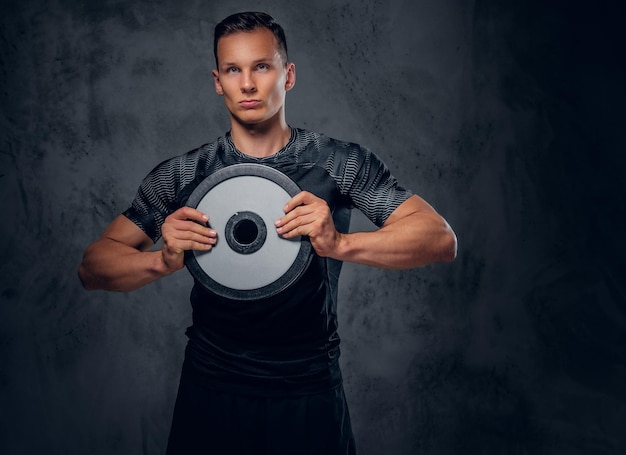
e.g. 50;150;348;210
382;195;440;227
100;215;155;251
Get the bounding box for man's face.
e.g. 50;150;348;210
212;28;295;127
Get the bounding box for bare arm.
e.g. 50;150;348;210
275;193;457;269
78;207;217;292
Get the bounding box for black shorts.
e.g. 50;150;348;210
166;374;357;455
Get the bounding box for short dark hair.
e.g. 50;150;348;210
213;12;289;67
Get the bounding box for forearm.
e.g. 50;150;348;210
331;213;457;269
78;238;172;292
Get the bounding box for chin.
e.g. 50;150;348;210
234;113;269;126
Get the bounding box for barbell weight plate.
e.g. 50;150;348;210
184;163;312;300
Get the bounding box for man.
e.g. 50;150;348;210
79;11;457;455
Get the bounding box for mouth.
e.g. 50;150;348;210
239;99;262;109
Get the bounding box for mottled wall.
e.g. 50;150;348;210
1;0;625;454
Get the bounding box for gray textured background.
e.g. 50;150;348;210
1;0;625;454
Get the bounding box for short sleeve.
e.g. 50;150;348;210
334;145;413;227
123;156;184;242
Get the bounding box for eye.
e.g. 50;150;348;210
256;63;269;71
226;66;239;73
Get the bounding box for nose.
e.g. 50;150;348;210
240;70;256;93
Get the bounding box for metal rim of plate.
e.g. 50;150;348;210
184;163;312;301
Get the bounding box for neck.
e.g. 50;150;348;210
230;115;291;158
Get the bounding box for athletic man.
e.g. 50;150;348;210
79;11;457;455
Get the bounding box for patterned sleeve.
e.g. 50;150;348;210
122;155;184;242
332;143;413;227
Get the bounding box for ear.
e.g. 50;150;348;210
212;69;224;96
285;63;296;92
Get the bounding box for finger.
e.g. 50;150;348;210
282;191;318;213
163;221;217;251
163;232;216;253
170;206;210;224
182;240;215;251
277;214;320;238
275;204;316;229
171;228;217;244
166;218;216;236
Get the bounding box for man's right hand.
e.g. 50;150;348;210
79;207;217;292
161;207;217;272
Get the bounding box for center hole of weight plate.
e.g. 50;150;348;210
225;211;268;255
233;219;258;245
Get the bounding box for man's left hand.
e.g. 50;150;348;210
274;191;341;258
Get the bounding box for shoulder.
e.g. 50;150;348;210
293;128;362;151
290;128;368;165
145;136;226;180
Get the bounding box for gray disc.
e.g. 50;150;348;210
184;164;312;300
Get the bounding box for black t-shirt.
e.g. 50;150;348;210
123;128;412;396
